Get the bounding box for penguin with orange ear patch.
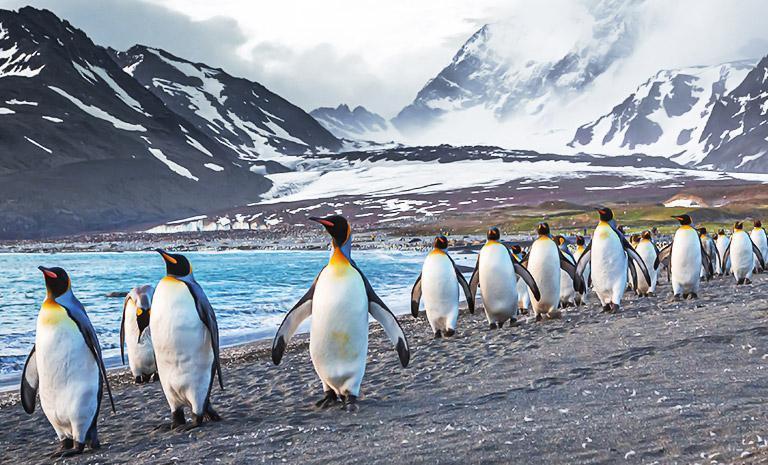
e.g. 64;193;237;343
21;266;115;457
412;235;475;336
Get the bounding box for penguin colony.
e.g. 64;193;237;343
18;209;768;456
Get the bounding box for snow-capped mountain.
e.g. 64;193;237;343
0;7;270;238
569;60;754;165
392;0;641;134
697;55;768;172
310;104;397;142
111;45;341;165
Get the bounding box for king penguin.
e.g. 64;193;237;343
634;231;660;297
412;235;475;336
511;245;532;314
722;222;766;284
716;229;731;275
152;249;223;429
657;215;713;299
120;285;158;384
272;215;409;411
573;235;590;305
555;235;578;308
525;223;585;320
698;227;719;279
576;207;650;313
468;227;540;329
750;220;768;272
21;266;115;457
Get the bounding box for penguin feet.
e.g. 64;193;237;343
688;292;698;300
134;375;143;384
51;439;74;457
489;322;498;330
152;372;160;383
87;437;100;450
498;321;505;329
203;404;221;422
170;408;186;430
509;317;518;327
519;308;529;315
444;328;456;337
341;395;359;413
315;390;340;409
672;294;682;301
59;442;85;457
601;304;611;313
141;373;153;383
745;278;753;285
608;303;619;314
535;313;543;322
178;415;204;431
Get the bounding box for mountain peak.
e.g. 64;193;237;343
310;104;395;142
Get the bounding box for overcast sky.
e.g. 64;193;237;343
2;0;768;119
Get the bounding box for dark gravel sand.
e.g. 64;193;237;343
3;275;768;464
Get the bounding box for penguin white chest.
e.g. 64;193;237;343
478;244;517;319
526;238;560;313
124;298;156;377
151;277;213;410
421;252;459;325
310;263;369;396
730;231;754;280
35;303;99;441
671;227;701;293
590;224;626;304
635;241;658;292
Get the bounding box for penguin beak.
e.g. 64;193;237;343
309;216;334;228
38;266;57;279
155;249;177;265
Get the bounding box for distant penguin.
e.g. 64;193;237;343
658;215;713;299
750;220;768;272
525;223;584;320
412;235;475;336
120;285;158;384
272;215;409;411
152;250;223;429
573;236;590;305
555;235;577;308
698;227;719;279
469;227;540;329
576;207;650;313
634;231;660;297
722;222;766;285
716;229;731;275
511;245;532;314
21;266;115;457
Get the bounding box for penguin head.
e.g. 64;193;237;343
575;235;585;246
433;235;449;250
630;234;640;245
698;227;708;237
38;266;69;298
755;220;762;229
130;287;153;339
554;235;567;247
310;215;350;248
672;214;692;226
510;244;523;254
536;222;551;237
595;207;613;222
641;230;653;241
156;249;192;277
487;227;500;241
734;221;744;231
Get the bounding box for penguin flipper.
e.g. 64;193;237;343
21;345;38;414
575;243;592;278
722;242;731;273
57;292;116;413
699;243;714;280
507;249;541;301
652;242;662;270
627;258;639;290
120;294;129;365
411;273;422;318
448;255;475;314
179;277;224;390
272;275;318;365
751;239;766;271
624;243;652;288
468;255;480;301
351;263;410;367
559;249;586;294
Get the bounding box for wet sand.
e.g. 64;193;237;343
3;274;768;464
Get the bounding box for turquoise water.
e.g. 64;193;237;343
0;249;433;377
